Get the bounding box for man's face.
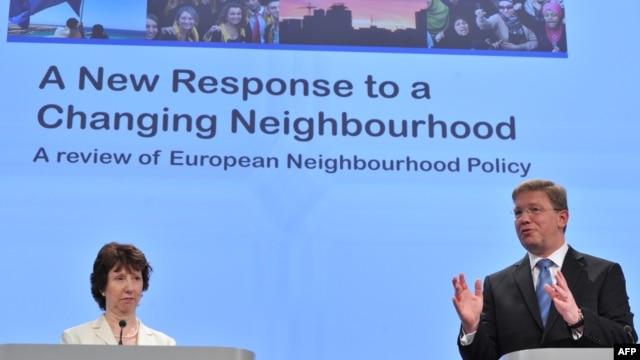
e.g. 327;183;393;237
267;1;279;20
513;190;568;257
246;0;260;11
498;1;515;17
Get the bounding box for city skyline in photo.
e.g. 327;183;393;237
281;0;426;30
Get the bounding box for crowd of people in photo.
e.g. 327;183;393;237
43;0;566;52
427;0;566;52
146;0;279;43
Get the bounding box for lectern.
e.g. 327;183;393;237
500;347;612;360
0;344;254;360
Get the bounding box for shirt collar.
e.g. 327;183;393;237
528;242;568;270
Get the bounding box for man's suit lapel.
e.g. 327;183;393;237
513;255;545;330
541;247;586;341
559;246;585;292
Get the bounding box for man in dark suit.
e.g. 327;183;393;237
452;179;637;360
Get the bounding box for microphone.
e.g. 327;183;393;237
118;320;126;345
623;325;636;344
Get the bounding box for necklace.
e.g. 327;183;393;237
115;320;139;339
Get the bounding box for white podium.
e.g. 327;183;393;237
0;344;254;360
501;347;612;360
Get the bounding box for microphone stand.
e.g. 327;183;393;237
118;320;127;345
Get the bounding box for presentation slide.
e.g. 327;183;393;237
1;1;638;359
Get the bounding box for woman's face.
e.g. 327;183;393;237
543;9;560;28
178;11;196;31
454;19;469;36
267;1;279;20
146;18;158;39
426;0;433;9
498;1;515;17
103;267;143;316
227;7;243;25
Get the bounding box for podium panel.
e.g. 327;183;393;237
0;344;254;360
501;347;612;360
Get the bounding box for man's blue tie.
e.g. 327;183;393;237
536;259;554;327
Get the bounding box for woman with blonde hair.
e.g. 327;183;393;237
158;5;200;41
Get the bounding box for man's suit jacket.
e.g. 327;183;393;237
458;246;637;360
61;314;176;345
